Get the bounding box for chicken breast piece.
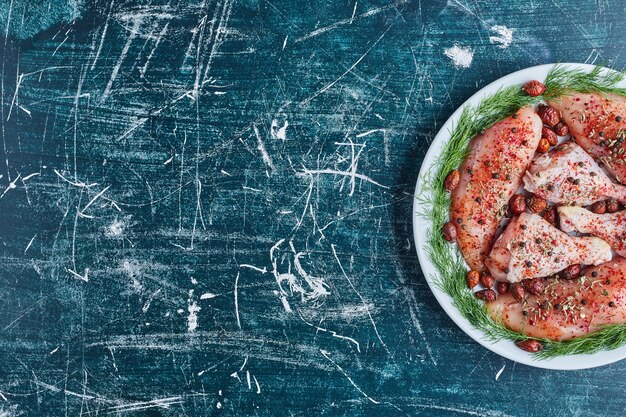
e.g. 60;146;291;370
548;92;626;183
486;213;612;283
523;142;626;205
451;107;542;271
559;206;626;257
487;256;626;341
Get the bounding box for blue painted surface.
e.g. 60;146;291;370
0;0;625;416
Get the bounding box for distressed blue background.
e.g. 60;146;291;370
1;0;625;416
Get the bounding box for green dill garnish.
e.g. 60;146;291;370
543;64;626;99
537;325;626;359
417;64;626;358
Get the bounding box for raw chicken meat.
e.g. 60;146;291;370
523;142;626;206
559;206;626;257
548;92;626;183
485;212;612;283
487;256;626;341
450;107;542;271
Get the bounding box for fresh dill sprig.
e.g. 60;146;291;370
543;64;626;99
537;324;626;359
417;64;626;359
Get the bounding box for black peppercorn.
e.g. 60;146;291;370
457;218;463;224
609;301;616;307
591;271;598;277
526;261;532;268
616;115;622;122
581;299;587;305
511;127;517;133
492;173;500;179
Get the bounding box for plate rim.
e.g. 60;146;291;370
412;62;626;370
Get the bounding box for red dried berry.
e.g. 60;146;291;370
497;281;510;294
524;278;545;296
475;289;497;301
511;283;525;302
442;222;457;242
509;194;526;215
554;122;569;136
522;80;546;97
516;339;543;352
606;198;619;213
562;264;581;280
466;270;480;289
537;104;560;127
526;195;547;213
541;206;558;225
590;201;607;214
444;170;460;192
542;127;558;146
480;272;495;289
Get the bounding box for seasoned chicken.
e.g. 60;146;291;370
559;206;626;257
487;256;626;341
547;92;626;183
485;213;612;283
451;107;542;271
523;142;626;205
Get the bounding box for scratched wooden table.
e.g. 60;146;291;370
1;0;625;416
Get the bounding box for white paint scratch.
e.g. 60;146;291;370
187;290;201;332
240;264;267;274
331;245;388;353
200;292;217;300
355;128;386;138
142;289;161;313
21;172;39;181
101;17;142;102
320;350;379;404
298;168;389;191
298;312;360;352
234;272;241;329
67;268;89;282
0;174;20;200
295;0;407;43
24;235;36;254
299;27;391;106
495;364;506;381
253;124;275;171
253;375;261;394
444;44;473;68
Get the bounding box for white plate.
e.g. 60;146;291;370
413;63;626;370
